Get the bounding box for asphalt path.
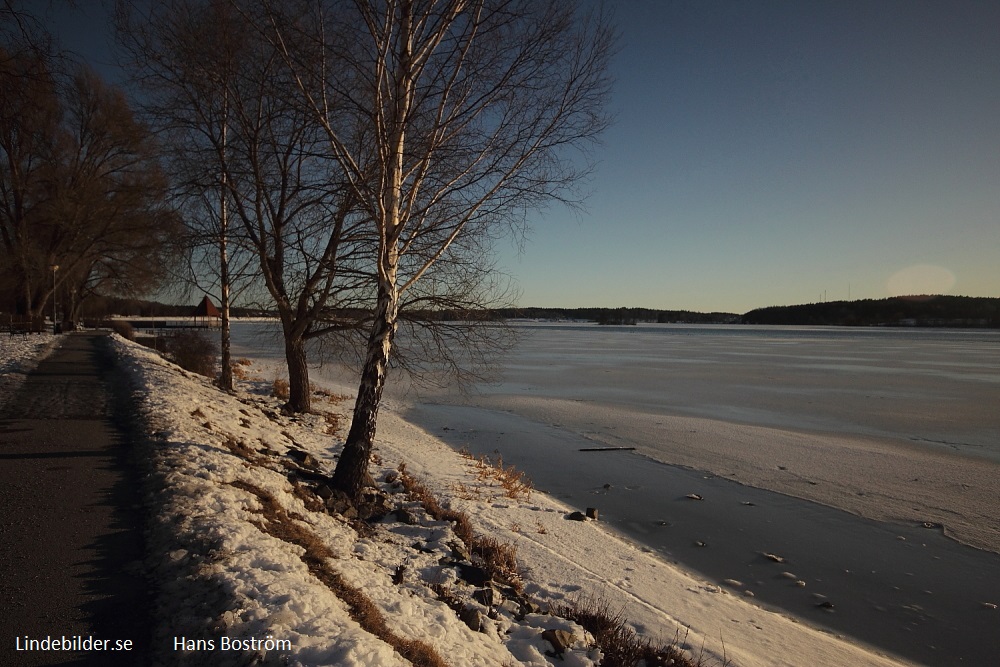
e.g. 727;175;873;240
0;332;149;666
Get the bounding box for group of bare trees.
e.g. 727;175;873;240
119;0;614;501
1;4;180;324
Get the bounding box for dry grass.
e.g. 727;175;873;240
221;436;266;466
459;450;532;501
470;536;520;589
451;481;482;500
323;412;342;435
235;358;253;366
553;596;699;667
311;384;350;404
272;377;290;400
230;480;450;667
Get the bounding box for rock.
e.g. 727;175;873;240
455;562;491;587
449;541;471;562
542;629;575;656
566;511;588;521
685;493;703;501
392;507;417;524
722;578;743;588
499;600;522;617
384;470;399;484
763;552;786;564
473;586;502;607
359;491;392;520
603;483;612;490
585;507;599;520
324;490;359;519
459;606;483;632
287;447;319;468
982;602;998;610
816;600;835;610
315;484;334;500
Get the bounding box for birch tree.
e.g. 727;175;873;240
264;0;614;500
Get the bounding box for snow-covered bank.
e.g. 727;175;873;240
0;333;58;410
89;334;913;667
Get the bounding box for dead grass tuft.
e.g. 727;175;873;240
323;412;342;435
221;436;264;465
272;377;290;400
553;596;698;667
311;384;351;404
460;450;532;501
471;536;520;588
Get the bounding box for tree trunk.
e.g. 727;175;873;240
217;90;234;392
218;232;233;391
283;329;311;413
331;284;399;501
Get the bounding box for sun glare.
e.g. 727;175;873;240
886;264;957;297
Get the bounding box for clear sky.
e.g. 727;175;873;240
505;0;1000;313
40;0;1000;314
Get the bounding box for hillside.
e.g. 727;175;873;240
742;295;1000;327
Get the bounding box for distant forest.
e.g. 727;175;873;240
742;296;1000;328
90;295;999;328
491;307;739;325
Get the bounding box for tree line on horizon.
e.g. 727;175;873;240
742;295;1000;328
83;295;1000;329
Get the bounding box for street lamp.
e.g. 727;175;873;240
49;264;59;334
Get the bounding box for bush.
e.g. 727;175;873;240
166;330;218;378
109;320;135;341
272;377;290;400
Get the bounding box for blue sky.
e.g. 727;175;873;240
44;1;1000;313
505;0;1000;312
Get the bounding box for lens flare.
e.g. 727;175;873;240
886;264;956;297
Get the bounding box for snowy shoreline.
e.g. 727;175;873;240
91;333;918;667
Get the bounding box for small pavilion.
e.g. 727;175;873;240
192;296;221;328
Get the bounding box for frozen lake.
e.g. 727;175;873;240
414;322;1000;463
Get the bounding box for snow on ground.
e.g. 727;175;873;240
0;333;58;410
2;335;918;666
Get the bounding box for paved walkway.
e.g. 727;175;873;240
0;332;149;666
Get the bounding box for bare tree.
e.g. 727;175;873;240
53;65;181;325
1;47;178;320
118;0;248;388
0;45;60;316
119;0;374;410
262;0;615;500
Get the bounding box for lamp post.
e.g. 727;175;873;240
49;264;59;334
